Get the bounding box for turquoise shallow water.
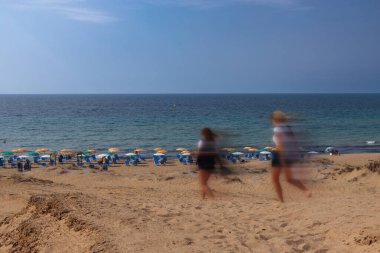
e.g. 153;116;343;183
0;94;379;154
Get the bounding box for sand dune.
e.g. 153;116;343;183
0;154;379;252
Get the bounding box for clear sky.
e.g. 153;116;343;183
0;0;379;94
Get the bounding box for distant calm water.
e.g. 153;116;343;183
0;94;379;154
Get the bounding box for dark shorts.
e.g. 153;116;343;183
197;155;216;171
271;151;295;167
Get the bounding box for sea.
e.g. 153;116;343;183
0;94;379;155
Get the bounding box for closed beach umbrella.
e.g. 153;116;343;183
108;148;120;153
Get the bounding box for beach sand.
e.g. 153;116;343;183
0;153;379;253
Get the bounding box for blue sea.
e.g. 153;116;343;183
0;94;379;154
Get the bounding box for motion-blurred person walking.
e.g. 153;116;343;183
270;111;311;202
194;128;222;199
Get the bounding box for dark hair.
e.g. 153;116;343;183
201;128;216;141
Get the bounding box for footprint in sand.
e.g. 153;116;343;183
208;234;227;240
314;249;329;253
307;221;323;229
255;233;269;241
183;237;193;245
354;230;380;246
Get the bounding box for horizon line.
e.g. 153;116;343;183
0;92;379;95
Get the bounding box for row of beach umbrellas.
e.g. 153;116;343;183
0;148;52;157
222;146;275;156
1;145;273;158
0;148;141;156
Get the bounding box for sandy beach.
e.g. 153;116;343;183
0;153;379;253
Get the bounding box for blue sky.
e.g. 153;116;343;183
0;0;379;93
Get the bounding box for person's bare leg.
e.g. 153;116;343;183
199;170;206;199
203;171;214;198
284;166;312;197
271;167;284;202
199;170;214;199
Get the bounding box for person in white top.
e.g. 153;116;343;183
270;111;311;202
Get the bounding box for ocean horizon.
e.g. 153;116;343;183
0;94;379;154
